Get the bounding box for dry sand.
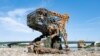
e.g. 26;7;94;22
0;48;100;56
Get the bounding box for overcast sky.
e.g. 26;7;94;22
0;0;100;42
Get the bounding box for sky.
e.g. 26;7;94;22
0;0;100;42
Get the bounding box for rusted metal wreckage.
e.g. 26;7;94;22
27;8;69;53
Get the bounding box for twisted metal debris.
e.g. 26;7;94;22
27;8;69;53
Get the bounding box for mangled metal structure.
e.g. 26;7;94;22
27;8;69;53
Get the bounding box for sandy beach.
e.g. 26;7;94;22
0;48;100;56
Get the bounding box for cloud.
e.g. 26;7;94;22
0;17;32;33
7;8;32;17
86;17;100;25
39;0;53;8
0;8;34;33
